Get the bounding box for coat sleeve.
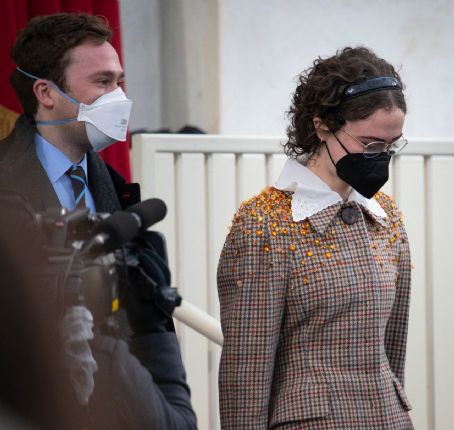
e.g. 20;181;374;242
217;209;288;429
91;333;197;430
384;216;412;386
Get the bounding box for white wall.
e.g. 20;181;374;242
218;0;454;137
120;0;219;134
121;0;454;137
119;0;162;132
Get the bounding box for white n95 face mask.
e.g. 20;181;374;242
16;67;133;152
78;87;132;152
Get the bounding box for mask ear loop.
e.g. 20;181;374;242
16;67;79;125
332;132;351;154
36;118;79;126
325;141;336;167
326;130;356;167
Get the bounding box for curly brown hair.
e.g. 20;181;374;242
284;46;406;159
10;13;112;115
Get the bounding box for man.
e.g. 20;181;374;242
0;13;197;430
1;13;130;213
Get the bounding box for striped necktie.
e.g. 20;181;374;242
66;165;87;209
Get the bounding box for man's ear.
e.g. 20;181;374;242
33;80;55;109
312;117;330;140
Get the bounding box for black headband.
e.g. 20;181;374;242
343;76;401;99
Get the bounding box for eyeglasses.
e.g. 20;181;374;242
340;129;408;158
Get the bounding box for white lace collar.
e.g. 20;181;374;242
273;158;387;222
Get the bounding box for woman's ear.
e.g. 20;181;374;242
313;117;330;140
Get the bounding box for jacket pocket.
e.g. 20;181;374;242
269;382;330;427
393;377;412;411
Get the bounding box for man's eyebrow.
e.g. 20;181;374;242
357;133;403;142
88;71;125;80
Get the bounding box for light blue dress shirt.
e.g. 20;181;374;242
35;134;96;213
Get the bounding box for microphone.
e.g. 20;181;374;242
89;211;140;253
86;199;167;254
126;198;167;232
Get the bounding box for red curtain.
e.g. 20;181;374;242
0;0;131;182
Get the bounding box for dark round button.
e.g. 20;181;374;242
340;206;359;225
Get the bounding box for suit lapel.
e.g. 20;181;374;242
0;116;60;212
87;151;121;213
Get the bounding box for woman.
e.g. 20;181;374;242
217;47;413;429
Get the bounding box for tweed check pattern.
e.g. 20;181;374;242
217;187;413;429
66;165;87;209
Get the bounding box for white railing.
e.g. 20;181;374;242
132;134;454;430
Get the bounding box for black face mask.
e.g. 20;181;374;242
327;135;392;199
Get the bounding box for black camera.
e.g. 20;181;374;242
36;199;182;329
36;207;121;326
1;190;181;331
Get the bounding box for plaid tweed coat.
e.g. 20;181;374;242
217;167;413;429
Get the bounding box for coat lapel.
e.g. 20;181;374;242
87;152;121;213
0;115;60;213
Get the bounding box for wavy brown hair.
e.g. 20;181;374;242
284;46;406;158
10;13;112;115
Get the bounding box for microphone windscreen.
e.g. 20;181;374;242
126;198;167;231
91;211;139;251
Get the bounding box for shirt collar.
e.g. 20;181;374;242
274;158;387;228
35;133;88;184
